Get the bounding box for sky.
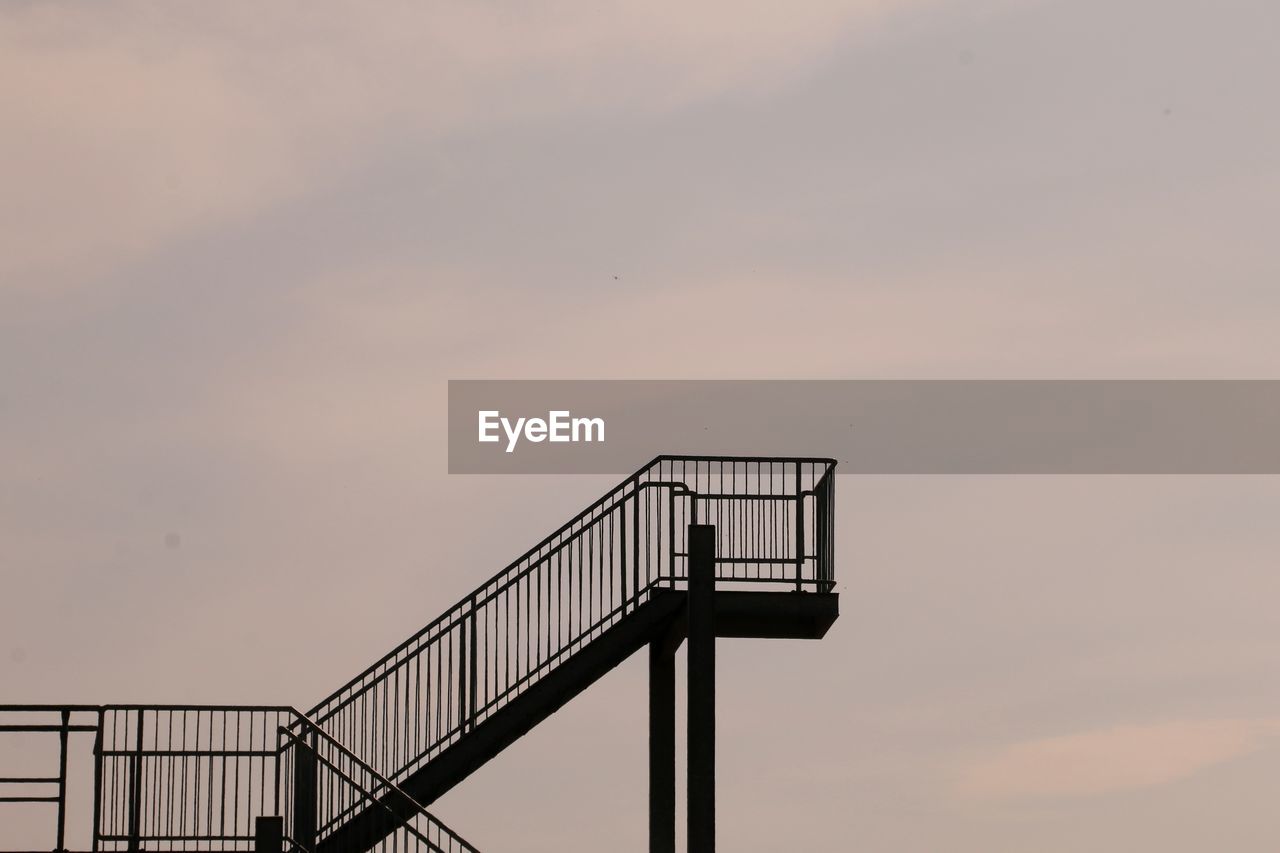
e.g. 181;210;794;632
3;1;1280;850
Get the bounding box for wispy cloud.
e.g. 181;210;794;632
0;0;921;287
958;718;1280;801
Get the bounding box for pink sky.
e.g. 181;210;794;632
4;2;1280;850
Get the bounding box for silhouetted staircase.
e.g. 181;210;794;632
1;456;836;853
290;456;838;851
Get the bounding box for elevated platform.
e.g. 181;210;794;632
707;589;839;640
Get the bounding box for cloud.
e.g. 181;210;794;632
958;718;1280;800
0;0;919;288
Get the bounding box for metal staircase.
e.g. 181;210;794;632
2;456;838;852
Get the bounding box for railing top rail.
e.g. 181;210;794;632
0;704;297;713
652;453;837;466
103;704;297;713
0;705;102;713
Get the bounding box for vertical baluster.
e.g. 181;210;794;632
620;498;629;612
794;461;804;591
127;711;143;852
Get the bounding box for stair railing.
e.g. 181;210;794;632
6;704;471;852
302;456;836;785
278;716;478;853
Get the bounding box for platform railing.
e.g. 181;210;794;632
0;704;473;853
93;706;292;852
0;706;101;853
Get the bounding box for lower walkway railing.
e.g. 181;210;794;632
0;705;476;853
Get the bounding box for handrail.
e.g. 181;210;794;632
290;712;427;816
278;726;475;853
304;470;654;728
280;728;435;849
283;711;479;851
305;455;667;720
282;834;313;853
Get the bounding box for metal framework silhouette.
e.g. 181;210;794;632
3;456;838;853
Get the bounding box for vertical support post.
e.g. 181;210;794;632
55;709;69;852
255;815;284;853
91;709;103;853
127;711;144;852
667;490;675;588
291;735;317;853
687;523;716;853
649;638;676;853
816;472;830;587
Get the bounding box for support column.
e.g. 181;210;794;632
254;816;284;853
649;637;676;853
127;712;143;853
687;523;716;853
291;736;317;853
56;710;69;852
